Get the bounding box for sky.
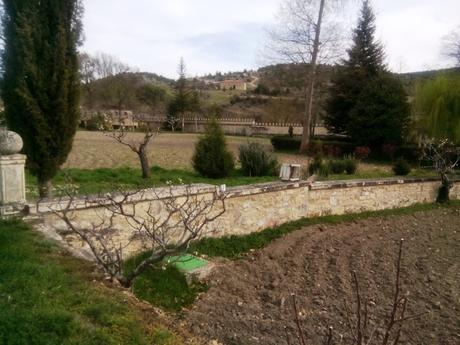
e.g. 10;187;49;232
82;0;460;79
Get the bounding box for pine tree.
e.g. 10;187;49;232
1;0;83;197
192;119;234;178
325;0;385;134
325;0;409;147
168;58;200;129
347;73;410;147
345;0;385;75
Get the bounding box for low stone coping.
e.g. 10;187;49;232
27;183;219;215
27;176;456;215
309;176;456;191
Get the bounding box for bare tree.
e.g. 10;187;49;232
106;127;159;179
79;52;138;114
79;53;98;109
423;139;460;203
268;0;344;151
285;240;424;344
443;28;460;67
92;52;132;79
52;184;227;288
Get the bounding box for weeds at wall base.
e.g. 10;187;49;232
190;201;460;259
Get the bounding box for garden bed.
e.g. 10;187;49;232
186;205;460;344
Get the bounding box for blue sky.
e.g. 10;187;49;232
82;0;460;78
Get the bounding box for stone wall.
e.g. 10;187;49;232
31;177;460;259
151;116;329;137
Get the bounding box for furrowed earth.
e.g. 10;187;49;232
186;207;460;345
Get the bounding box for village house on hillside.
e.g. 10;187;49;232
219;79;247;91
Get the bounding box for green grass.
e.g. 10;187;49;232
190;201;460;259
319;168;438;181
26;166;277;199
124;253;207;312
203;89;245;106
0;219;163;344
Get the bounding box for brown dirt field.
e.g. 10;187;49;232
186;207;460;345
65;131;389;173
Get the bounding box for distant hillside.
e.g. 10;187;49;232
132;72;176;86
398;67;460;81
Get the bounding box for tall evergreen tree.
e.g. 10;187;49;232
325;0;385;134
325;0;409;147
168;58;200;122
1;0;83;197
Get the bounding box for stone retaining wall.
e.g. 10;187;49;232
31;177;460;259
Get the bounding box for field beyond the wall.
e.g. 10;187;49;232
65;131;305;170
66;131;400;176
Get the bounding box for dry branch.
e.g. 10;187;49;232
106;126;159;178
48;183;227;288
285;240;425;345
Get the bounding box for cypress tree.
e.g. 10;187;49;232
325;0;385;134
1;0;83;197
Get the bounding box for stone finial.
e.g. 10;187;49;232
0;130;23;155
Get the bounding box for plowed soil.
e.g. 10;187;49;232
187;207;460;345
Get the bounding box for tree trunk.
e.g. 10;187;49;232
120;252;167;288
299;0;326;153
138;149;151;179
437;172;453;203
38;178;53;199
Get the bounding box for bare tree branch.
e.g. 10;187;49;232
106;126;159;178
48;183;227;288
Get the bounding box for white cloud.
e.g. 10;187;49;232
82;0;460;78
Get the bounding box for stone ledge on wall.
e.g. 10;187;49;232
29;176;460;215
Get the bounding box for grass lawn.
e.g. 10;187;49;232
0;219;187;345
124;254;207;312
202;89;246;106
318;167;439;181
26;166;277;199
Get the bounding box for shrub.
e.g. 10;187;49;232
344;156;358;175
271;135;300;151
192;119;235;178
328;160;346;174
392;158;411;176
238;143;279;177
395;145;422;165
382;143;397;160
319;141;355;156
305;141;324;156
308;156;323;176
323;145;342;158
86;115;106;131
354;146;371;160
318;163;331;177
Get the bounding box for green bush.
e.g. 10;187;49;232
392;158;411;176
238;142;279;177
328;160;346;174
344;157;358;175
192;119;235;178
271;135;301;151
319;163;331;177
395;145;422;165
308;156;323;175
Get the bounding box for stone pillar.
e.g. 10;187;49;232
0;130;27;217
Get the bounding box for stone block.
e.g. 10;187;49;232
0;154;27;206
